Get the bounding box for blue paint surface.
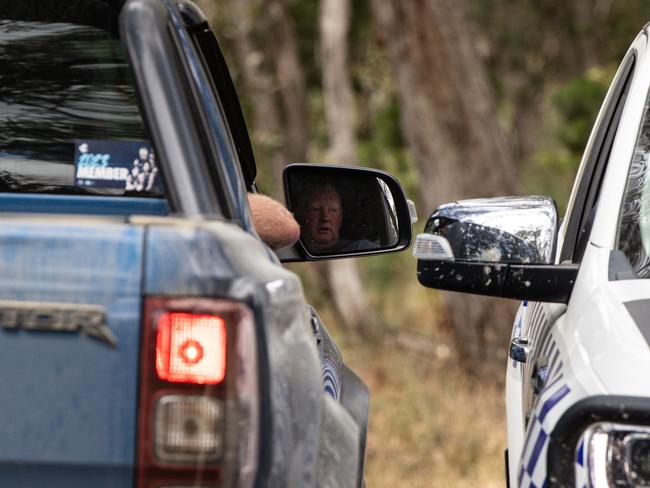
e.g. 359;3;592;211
576;440;584;466
527;430;548;476
0;221;144;486
144;225;234;296
0;193;168;217
322;358;340;400
519;337;572;487
539;385;570;422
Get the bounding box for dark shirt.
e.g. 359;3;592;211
317;238;380;254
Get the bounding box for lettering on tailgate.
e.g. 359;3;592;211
0;300;117;347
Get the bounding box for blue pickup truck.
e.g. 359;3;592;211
0;1;413;487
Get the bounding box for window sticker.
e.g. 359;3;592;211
74;140;162;193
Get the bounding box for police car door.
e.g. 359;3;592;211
505;51;636;486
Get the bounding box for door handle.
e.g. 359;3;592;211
509;337;530;363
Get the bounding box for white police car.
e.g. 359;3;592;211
413;22;650;488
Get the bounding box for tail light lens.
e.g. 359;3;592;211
155;395;223;462
156;312;227;384
137;297;259;488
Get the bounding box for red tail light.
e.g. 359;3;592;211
156;312;227;384
137;297;259;488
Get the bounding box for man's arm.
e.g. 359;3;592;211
248;193;301;250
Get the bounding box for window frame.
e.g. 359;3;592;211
141;0;254;229
120;0;227;219
559;54;636;264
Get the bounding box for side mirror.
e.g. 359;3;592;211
414;196;578;303
279;164;415;261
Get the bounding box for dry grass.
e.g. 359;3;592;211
295;256;507;487
344;338;506;487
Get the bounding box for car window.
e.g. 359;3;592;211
617;88;650;277
0;20;163;198
560;55;635;263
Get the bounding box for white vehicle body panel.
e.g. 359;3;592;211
506;26;650;488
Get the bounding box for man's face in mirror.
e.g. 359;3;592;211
298;185;343;252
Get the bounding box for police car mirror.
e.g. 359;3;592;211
414;196;578;303
416;196;559;265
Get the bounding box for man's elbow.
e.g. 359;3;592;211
248;193;301;250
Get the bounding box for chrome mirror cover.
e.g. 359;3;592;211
423;196;559;265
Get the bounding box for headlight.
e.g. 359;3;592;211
585;422;650;487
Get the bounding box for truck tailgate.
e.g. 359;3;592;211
0;219;144;487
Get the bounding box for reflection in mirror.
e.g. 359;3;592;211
424;196;558;264
287;169;400;255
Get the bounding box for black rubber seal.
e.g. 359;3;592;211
547;395;650;487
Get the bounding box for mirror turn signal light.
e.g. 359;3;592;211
412;233;454;261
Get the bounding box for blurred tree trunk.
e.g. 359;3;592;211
225;0;308;197
320;0;356;164
372;0;517;374
228;0;285;196
515;0;597;160
372;0;516;211
320;0;378;335
473;0;609;166
268;0;309;166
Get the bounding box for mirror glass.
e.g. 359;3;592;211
287;168;400;255
424;196;558;264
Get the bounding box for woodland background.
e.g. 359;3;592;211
196;1;650;485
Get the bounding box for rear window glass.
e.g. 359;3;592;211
0;20;163;197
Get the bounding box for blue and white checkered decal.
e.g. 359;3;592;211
322;356;341;401
518;338;571;488
574;435;588;488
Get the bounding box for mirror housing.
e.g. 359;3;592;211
278;164;414;262
414;196;578;303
